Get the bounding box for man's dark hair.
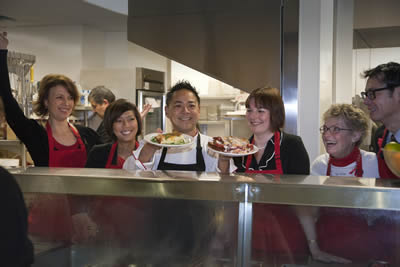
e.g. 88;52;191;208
363;62;400;89
166;80;200;106
88;86;116;104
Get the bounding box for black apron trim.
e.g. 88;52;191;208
157;134;206;171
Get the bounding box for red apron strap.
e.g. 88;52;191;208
245;131;283;174
377;128;399;178
326;147;363;177
105;142;120;169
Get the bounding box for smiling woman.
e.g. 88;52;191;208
0;32;101;167
311;103;378;178
0;32;103;247
299;104;387;264
85;99;143;169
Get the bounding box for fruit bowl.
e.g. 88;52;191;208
383;142;400;177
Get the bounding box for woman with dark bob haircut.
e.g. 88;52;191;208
86;99;143;168
232;86;310;264
233;86;309;174
84;99;149;248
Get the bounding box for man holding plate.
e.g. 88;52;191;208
123;81;237;261
123;80;235;173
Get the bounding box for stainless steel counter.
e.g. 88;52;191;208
12;167;400;210
11;167;400;267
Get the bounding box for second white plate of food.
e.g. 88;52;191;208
207;144;259;157
144;132;194;148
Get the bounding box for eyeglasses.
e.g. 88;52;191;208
361;86;393;100
319;126;352;134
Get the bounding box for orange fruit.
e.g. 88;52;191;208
384;141;400;152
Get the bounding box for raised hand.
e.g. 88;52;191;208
140;103;152;119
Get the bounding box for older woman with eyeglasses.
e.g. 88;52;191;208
311;103;379;177
295;104;387;264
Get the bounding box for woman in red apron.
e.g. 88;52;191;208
308;104;395;264
233;87;310;264
1;36;101;242
84;99;150;246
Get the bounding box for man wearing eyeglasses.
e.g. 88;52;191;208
362;62;400;178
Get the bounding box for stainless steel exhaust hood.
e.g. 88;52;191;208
127;0;299;133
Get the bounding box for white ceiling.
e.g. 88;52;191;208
0;0;128;32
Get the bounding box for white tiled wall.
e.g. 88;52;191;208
353;47;400;96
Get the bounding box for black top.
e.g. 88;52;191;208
0;50;101;167
233;131;310;175
85;143;116;168
96;121;112;144
0;167;34;267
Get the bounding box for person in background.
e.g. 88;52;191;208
0;167;34;267
233;86;310;263
362;62;400;178
88;86;116;143
311;103;379;177
88;86;152;144
124;80;233;172
86;99;143;168
298;104;380;264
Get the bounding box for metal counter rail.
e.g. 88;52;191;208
11;167;400;267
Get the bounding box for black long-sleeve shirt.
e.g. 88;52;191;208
233;131;310;175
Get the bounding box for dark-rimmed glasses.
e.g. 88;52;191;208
361;87;393;100
319;126;352;134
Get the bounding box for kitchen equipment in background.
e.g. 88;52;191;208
207;105;218;121
224;116;252;139
136;68;166;135
218;104;235;118
199;105;208;120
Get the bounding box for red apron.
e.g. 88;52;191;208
46;122;87;168
29;122;87;241
317;208;396;263
377;128;399;179
247;132;308;259
317;137;396;263
90;141;146;246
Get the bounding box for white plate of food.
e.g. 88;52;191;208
144;132;194;148
207;136;259;157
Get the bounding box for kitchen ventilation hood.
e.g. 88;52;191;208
127;0;298;93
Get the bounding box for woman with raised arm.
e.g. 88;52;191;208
0;32;101;245
0;32;100;167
